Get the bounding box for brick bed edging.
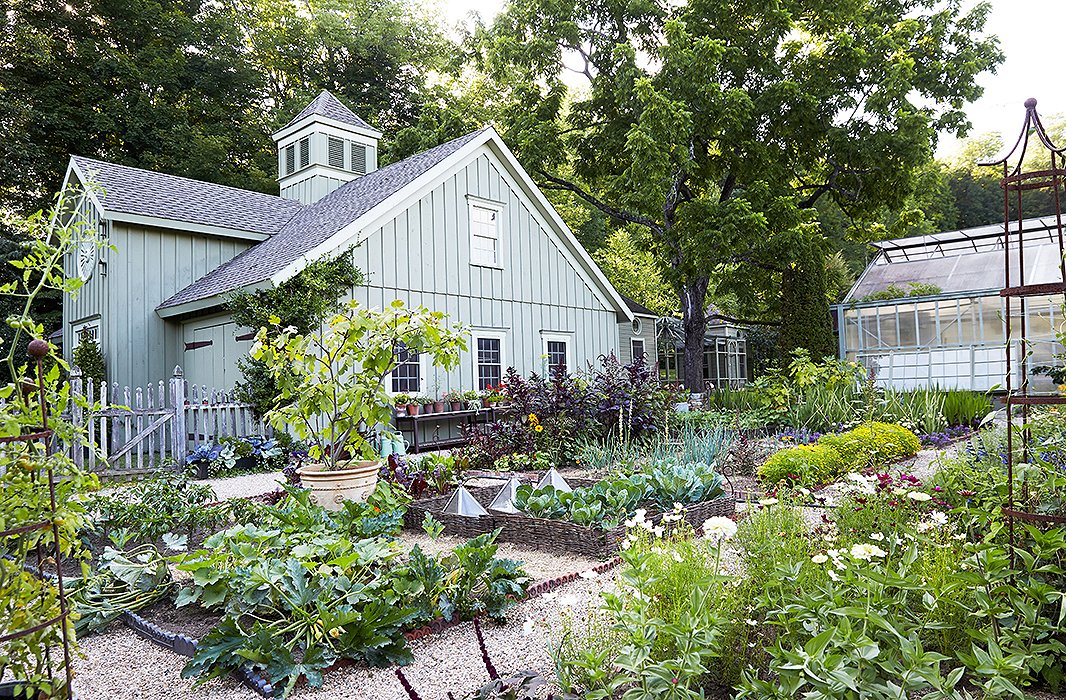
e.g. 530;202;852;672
116;557;623;698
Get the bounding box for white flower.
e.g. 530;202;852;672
850;543;887;561
798;488;811;497
907;491;932;502
952;533;967;541
892;487;907;496
811;554;829;564
929;511;949;526
579;569;599;580
758;498;778;507
673;503;685;513
522;618;535;636
828;569;840;581
672;551;683;563
916;522;933;533
870;533;885;541
652;525;665;538
634;508;648;521
662;512;683;523
702;516;738;541
745;618;758;626
822;533;837;542
621;536;635;550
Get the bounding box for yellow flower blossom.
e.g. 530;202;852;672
534;424;544;433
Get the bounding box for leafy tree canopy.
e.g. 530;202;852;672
482;0;1002;387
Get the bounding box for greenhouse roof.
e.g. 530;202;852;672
847;217;1066;303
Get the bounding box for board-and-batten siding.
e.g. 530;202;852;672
618;317;658;365
65;215;251;390
348;151;619;390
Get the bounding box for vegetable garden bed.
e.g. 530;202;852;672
405;478;735;558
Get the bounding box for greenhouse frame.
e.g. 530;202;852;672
656;318;749;388
835;216;1065;392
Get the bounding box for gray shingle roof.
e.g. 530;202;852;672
158;127;489;310
284;90;375;132
71;156;303;237
621;295;656;317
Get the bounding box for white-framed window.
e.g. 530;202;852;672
541;332;573;376
468;198;503;268
631;338;646;361
474;331;506;390
391;344;423;394
71;319;100;349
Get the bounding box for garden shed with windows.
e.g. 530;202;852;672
655;318;749;388
835;217;1065;392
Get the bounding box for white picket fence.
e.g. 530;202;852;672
69;365;269;476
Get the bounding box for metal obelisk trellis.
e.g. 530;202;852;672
0;340;75;698
979;98;1066;547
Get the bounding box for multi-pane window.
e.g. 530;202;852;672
328;137;345;168
546;340;568;375
476;337;503;390
470;203;500;267
391;345;421;393
631;338;646;361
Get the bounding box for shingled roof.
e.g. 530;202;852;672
283;90;376;132
71;156;303;237
158;127;489;311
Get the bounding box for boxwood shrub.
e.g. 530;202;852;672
818;421;920;470
757;444;845;486
759;422;921;487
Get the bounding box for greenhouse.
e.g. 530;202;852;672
836;216;1066;392
656;317;749;387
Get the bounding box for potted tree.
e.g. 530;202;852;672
252;299;467;510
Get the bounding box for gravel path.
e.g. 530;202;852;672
198;470;286;501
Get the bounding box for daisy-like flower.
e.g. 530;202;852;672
870;533;885;541
745;618;758;626
702;516;738;541
907;491;932;502
534;424;544;433
828;569;840;581
652;525;665;538
811;554;829;564
850;543;887;561
672;551;683;563
929;511;949;526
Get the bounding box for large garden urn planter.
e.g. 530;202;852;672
297;461;380;511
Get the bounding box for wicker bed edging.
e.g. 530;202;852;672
404;479;736;558
116;556;622;699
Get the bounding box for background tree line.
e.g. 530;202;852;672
1;0;1014;389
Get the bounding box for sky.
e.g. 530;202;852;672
431;0;1066;160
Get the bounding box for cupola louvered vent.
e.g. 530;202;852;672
284;144;295;175
328;137;344;168
299;138;310;169
351;143;367;175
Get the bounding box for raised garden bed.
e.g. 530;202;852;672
404;477;736;558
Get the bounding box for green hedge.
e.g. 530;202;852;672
759;422;921;487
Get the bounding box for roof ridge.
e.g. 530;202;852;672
71;155;301;206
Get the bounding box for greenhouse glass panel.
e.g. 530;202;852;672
957;299;979;345
897;303;918;347
915;301;938;346
939;300;961;345
979;296;1005;343
844;314;860;352
878;308;898;347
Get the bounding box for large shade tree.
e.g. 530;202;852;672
485;0;1001;389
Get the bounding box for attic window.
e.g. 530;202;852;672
298;137;310;169
328;137;344;168
284;144;296;175
351;143;366;175
469;200;502;267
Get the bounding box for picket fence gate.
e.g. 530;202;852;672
69;365;269;476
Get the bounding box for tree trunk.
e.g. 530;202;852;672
680;276;709;391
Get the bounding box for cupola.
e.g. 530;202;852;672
272;90;381;204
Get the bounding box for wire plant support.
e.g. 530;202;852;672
979;98;1066;547
0;341;76;698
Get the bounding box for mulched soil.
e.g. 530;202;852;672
135;598;222;641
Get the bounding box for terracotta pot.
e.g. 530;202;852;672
406;403;420;416
481;398;491;408
433;400;445;413
297;461;380;511
423;403;436;414
450;401;463;412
